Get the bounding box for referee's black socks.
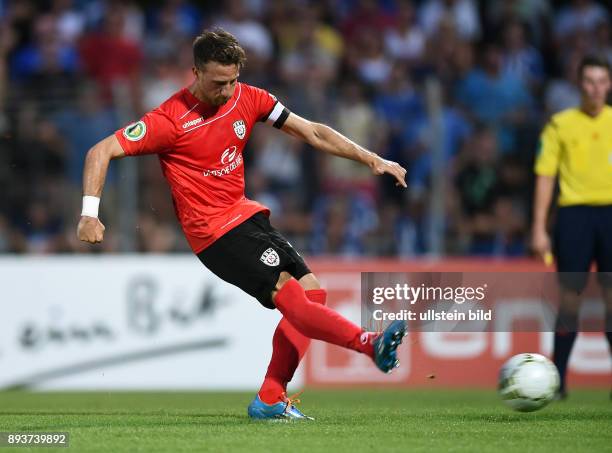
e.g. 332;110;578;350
553;313;578;395
553;332;577;394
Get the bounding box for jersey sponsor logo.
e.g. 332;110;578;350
202;146;242;177
182;117;203;129
123;121;146;141
260;248;280;267
221;145;237;164
233;120;246;139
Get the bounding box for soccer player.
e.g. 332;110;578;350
77;29;407;419
531;55;612;399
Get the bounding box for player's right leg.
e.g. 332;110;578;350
271;272;406;373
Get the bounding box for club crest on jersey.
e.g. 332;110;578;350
260;248;280;267
123;121;146;141
233;119;246;139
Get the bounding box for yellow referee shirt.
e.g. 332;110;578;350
534;105;612;206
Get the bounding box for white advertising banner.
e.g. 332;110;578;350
0;256;287;390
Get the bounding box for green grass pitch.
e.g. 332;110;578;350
0;389;610;452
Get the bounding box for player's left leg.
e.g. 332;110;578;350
257;273;326;405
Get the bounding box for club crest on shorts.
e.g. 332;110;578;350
260;248;280;267
233;119;246;139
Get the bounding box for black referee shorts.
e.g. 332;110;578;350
554;205;612;291
197;212;311;309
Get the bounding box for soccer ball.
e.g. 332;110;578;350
498;353;560;412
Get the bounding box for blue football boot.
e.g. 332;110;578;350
372;320;407;373
247;393;314;421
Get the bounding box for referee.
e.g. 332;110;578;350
531;55;612;399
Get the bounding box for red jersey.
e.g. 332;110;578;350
114;83;290;253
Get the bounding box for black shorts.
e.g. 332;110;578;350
197;212;311;309
554;205;612;291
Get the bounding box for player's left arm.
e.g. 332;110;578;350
280;112;407;188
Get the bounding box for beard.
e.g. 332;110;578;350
214;96;230;107
211;95;230;106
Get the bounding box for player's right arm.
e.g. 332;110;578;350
77;108;178;244
77;135;125;244
531;120;561;261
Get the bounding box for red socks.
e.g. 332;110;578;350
258;288;326;405
257;279;375;405
273;279;373;355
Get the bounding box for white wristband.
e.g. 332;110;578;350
81;196;100;218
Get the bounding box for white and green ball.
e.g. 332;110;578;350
498;353;560;412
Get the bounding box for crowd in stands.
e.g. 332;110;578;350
0;0;610;256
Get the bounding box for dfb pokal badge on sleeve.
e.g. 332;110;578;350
233;120;246;139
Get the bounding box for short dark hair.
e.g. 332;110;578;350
193;29;246;70
578;54;611;79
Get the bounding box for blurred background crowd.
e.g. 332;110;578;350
0;0;611;256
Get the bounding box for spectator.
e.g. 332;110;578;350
423;13;466;85
455;42;533;153
420;0;481;42
593;20;612;64
251;126;303;193
325;81;385;194
500;19;545;91
150;0;202;40
384;0;425;63
374;63;424;149
0;21;14;132
144;3;193;61
554;0;608;41
279;5;342;86
340;0;395;42
21;201;63;254
142;56;184;110
310;193;378;256
453;127;500;255
349;28;393;86
0;0;605;257
545;53;581;115
53;83;118;185
79;5;143;113
214;0;273;61
10;13;79;79
486;0;552;46
408;93;471;195
51;0;85;45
